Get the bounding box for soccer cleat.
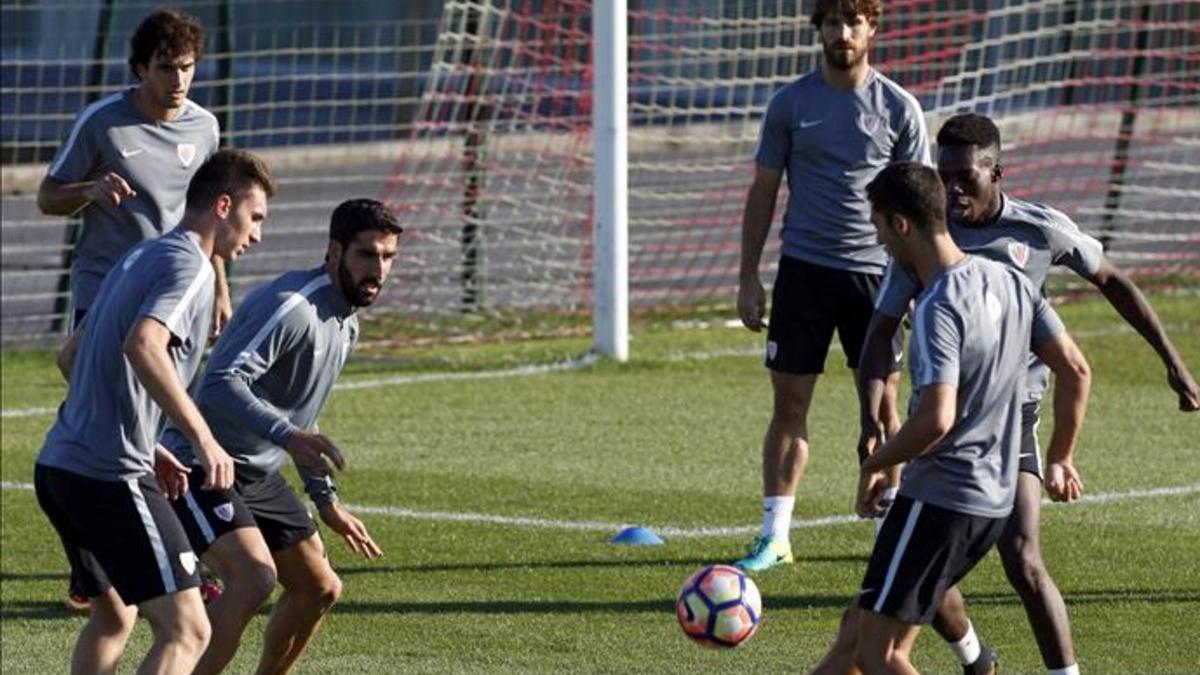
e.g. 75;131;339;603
964;645;998;675
732;535;794;572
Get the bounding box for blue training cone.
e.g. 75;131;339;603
610;526;664;545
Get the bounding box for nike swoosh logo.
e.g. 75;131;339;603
799;119;823;129
859;588;875;596
119;147;144;158
1019;453;1034;458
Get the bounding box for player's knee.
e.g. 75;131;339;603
314;571;342;612
999;535;1050;595
159;607;211;656
234;563;277;610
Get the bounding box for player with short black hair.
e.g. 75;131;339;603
810;161;1091;675
734;0;930;572
856;112;1198;675
35;148;275;674
161;198;402;674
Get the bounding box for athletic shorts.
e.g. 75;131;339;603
173;468;317;555
857;495;1006;625
35;464;201;605
765;255;903;374
1019;400;1043;478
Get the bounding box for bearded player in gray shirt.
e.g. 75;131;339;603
735;0;930;572
161;199;401;674
808;162;1091;674
857;114;1198;675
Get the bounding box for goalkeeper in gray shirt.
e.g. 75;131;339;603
161;199;402;675
809;163;1090;675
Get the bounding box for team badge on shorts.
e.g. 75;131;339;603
766;340;778;362
1007;241;1030;268
213;502;235;522
180;551;198;575
177;143;197;167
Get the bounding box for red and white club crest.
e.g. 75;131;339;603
1007;241;1030;268
859;113;885;135
177;143;197;167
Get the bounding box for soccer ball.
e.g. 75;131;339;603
675;564;762;648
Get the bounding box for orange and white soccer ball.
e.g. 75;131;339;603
675;564;762;648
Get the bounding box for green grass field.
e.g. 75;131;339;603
2;293;1198;673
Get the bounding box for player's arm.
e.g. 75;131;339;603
124;317;234;490
37;173;136;215
1034;332;1091;501
1087;259;1198;411
856;310;903;462
737;164;783;331
862;383;955;473
56;324;85;381
211;255;232;339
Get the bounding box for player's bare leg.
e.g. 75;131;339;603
808;603;863;675
998;471;1075;669
856;608;921;675
737;372;818;571
71;587;137;675
257;532;342;674
193;528;277;675
135;588;211;675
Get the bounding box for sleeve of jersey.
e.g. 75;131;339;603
912;298;962;388
138;253;214;343
752;92;790;170
47;109;99;182
202;305;307;447
1045;210;1105;278
893;98;932;166
874;261;919;318
1030;295;1066;348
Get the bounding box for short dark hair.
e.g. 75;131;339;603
129;8;204;80
329;199;403;246
185;149;277;213
867;162;947;232
937;113;1002;152
811;0;883;28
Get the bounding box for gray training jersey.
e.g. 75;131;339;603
161;267;358;506
47;89;219;310
754;69;930;274
876;194;1104;401
900;256;1065;518
37;227;215;481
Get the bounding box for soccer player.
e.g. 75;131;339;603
34;148;276;675
161;199;401;674
857;113;1200;674
810;162;1090;675
734;0;930;571
38;7;228;612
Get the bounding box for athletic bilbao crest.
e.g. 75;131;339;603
766;340;778;362
858;113;885;136
180;551;198;575
177;143;197;167
1007;241;1030;269
213;502;235;522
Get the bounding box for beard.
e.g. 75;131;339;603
338;256;382;307
823;41;866;71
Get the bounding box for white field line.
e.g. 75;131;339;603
3;480;1197;539
7;318;1190;419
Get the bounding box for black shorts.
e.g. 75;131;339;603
766;256;903;374
173;468;317;555
857;495;1006;625
35;464;201;605
1019;400;1043;478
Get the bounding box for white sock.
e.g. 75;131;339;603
1048;666;1079;675
947;621;982;665
762;496;794;541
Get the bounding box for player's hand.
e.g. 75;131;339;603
1167;363;1200;412
318;502;383;559
196;439;235;490
84;172;136;207
154;444;191;500
737;277;766;332
286;430;346;477
855;468;888;518
1045;461;1083;502
856;418;886;465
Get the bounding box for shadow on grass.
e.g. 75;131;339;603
335;553;867;577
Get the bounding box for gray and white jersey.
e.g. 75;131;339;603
754;69;930;274
47;89;219;310
161;267;358;506
37;227;215;481
876;194;1103;400
899;256;1065;518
